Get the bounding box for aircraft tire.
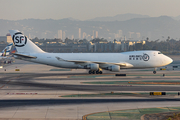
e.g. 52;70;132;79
153;71;156;74
89;70;92;74
99;71;102;74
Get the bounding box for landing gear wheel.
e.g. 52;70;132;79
153;71;156;74
96;70;103;74
96;71;99;74
89;70;96;74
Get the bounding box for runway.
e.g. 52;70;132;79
0;60;180;120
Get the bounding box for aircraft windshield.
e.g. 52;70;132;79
158;52;162;54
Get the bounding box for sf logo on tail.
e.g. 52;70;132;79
13;32;27;47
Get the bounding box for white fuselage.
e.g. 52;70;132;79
18;50;173;70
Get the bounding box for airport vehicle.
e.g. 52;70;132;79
9;30;173;74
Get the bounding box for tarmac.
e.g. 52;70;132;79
0;59;180;120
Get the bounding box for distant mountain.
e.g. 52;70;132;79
66;17;80;21
87;13;150;21
172;15;180;21
1;15;180;40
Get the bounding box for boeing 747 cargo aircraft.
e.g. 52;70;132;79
9;30;173;74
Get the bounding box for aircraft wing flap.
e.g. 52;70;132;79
13;53;37;59
67;60;126;66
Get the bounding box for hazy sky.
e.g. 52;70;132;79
0;0;180;20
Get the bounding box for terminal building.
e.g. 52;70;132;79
0;34;13;51
0;34;13;43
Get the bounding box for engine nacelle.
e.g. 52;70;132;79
106;65;120;72
84;63;99;70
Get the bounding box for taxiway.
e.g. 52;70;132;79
0;59;180;120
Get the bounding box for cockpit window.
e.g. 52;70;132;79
158;52;162;54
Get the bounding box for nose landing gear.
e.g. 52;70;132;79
153;68;157;74
153;71;156;74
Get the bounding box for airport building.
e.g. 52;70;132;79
31;36;146;53
0;34;13;51
0;35;12;43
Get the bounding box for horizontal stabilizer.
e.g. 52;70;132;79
13;53;37;59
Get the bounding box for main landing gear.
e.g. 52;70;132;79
89;69;103;74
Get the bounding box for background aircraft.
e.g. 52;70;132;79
0;43;13;67
0;43;13;57
9;30;173;74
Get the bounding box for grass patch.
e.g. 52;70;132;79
84;107;180;120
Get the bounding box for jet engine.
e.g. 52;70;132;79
106;65;120;72
84;63;99;70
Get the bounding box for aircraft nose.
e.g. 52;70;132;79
166;56;173;64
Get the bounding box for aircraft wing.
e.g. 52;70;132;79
68;60;126;66
13;53;37;59
55;56;127;66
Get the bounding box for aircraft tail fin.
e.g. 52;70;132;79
1;43;13;56
10;47;16;54
9;30;45;53
2;49;6;57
